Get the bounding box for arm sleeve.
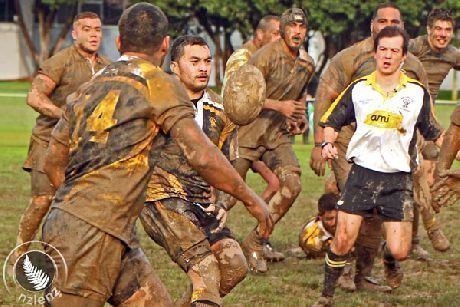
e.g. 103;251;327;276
319;82;356;131
148;74;195;133
314;55;354;127
417;87;443;140
38;52;67;84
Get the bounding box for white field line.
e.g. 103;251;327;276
0;92;27;98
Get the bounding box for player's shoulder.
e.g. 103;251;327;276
333;37;373;62
252;39;280;59
41;46;75;66
408;35;427;54
205;89;224;109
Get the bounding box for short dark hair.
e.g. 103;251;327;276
374;26;409;55
318;193;339;216
118;3;168;54
170;35;209;62
73;11;100;25
427;8;456;29
256;15;280;31
372;3;401;20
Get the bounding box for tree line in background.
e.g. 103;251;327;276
15;0;460;85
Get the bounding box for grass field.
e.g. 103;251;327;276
1;82;459;306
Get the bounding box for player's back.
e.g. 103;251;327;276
52;56;193;246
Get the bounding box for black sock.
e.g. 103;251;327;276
382;242;397;270
322;247;348;297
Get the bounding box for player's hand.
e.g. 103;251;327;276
247;195;273;239
431;171;460;212
310;146;327;176
203;203;228;233
288;115;308;135
280;100;306;120
321;143;338;160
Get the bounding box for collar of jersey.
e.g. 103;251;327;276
365;71;409;100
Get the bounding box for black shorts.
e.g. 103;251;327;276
339;164;414;222
140;198;234;271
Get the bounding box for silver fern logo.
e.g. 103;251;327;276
14;251;55;292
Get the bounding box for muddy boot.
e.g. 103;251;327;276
241;230;267;273
354;245;391;293
336;263;356;292
410;243;430;261
357;277;392;293
262;239;285;262
428;229;450;252
312;296;333;307
383;243;404;289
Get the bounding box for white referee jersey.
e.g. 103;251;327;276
320;72;441;173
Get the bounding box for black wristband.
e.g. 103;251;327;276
314;142;322;148
321;141;332;149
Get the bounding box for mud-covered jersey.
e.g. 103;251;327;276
320;72;442;173
237;39;315;149
409;35;460;100
316;37;429;145
146;90;237;205
50;56;195;247
31;45;110;143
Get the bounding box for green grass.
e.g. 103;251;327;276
1;82;460;305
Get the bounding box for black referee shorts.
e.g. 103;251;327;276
338;164;414;222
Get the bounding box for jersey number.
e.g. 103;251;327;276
86;90;120;144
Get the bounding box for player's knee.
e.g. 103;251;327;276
392;250;409;261
333;234;353;255
219;252;248;295
279;172;301;200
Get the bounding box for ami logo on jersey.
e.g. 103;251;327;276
364;110;403;129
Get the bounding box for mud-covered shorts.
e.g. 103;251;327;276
23;138;56;196
42;208;160;303
140;198;234;271
339;164;414;222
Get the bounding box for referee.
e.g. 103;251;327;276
313;26;443;306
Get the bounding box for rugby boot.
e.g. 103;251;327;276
384;261;404;289
312;296;333;307
336;263;356;292
242;230;268;273
428;229;450;252
410;243;430;261
356;277;392;293
383;243;404;289
262;239;285;262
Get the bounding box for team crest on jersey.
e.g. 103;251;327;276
401;96;414;109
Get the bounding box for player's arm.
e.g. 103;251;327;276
310;59;348;176
170;118;272;238
44;105;71;188
27;74;63;119
44;138;69;188
319;83;356;160
436;107;460;177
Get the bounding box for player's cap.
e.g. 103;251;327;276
280;8;307;28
